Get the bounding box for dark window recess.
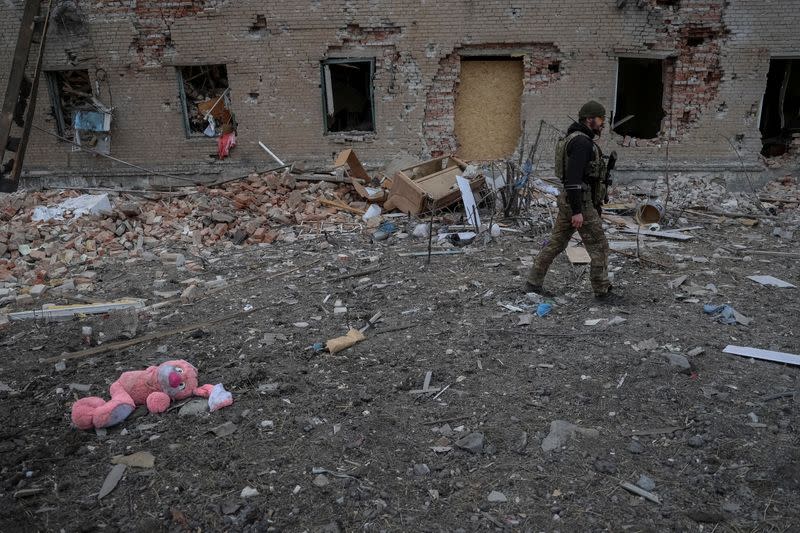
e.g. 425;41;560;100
177;64;233;137
322;60;375;133
548;61;561;73
45;69;93;139
613;58;666;139
760;58;800;157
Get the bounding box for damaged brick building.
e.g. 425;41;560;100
1;0;798;186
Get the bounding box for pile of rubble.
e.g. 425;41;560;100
0;171;373;297
613;174;800;215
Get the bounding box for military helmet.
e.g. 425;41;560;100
579;100;606;119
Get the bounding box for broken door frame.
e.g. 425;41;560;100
319;57;376;135
612;52;675;140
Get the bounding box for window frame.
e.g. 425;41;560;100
175;64;230;139
320;58;376;135
45;69;92;139
612;55;672;140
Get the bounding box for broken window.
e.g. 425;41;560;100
613;58;666;139
321;59;375;133
176;65;233;138
760;58;800;157
45;69;93;140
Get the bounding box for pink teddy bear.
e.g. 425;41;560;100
71;360;228;430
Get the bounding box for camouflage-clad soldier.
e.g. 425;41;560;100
526;101;619;301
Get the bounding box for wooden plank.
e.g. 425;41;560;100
319;198;365;215
723;345;800;366
10;0;54;185
41;307;261;363
333;148;370;183
624;426;682;437
619;228;692;241
620;482;661;504
0;0;40;167
566;245;591;265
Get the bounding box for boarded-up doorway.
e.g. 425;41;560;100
455;57;523;160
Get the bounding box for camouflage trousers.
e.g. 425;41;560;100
527;192;610;295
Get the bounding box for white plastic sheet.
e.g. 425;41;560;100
31;194;112;222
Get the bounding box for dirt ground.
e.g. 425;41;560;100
1;193;800;532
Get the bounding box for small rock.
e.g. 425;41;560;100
211;421;238;438
514;431;528;454
313;474;329;487
240;486;259;498
487;490;507;503
628;440;644;454
68;383;91;392
687;347;705;357
687;435;705;448
593;459;617;475
747;412;759;423
178;399;208;417
722;501;740;513
455;432;485;454
541;420;599;452
636;474;656;492
664;353;691;371
413;463;430;476
29;284;47;297
54;361;66;372
180;284;200;304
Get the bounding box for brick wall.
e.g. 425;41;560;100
1;0;797;183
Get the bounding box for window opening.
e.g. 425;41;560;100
760;58;800;157
321;59;375;133
613;58;666;139
176;64;233;138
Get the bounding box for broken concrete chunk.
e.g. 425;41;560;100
487;490;508;503
664;353;691;371
111;451;155;469
687;347;705;357
178;399;208;417
240;486;259;498
413;463;430;476
455;432;485;454
636;474;656;492
541;420;599;452
210;421;238;438
98;464;126;500
180;284;200;304
29;284;47;297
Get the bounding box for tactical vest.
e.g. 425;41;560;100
554;131;607;206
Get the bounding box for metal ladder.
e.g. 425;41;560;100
0;0;53;193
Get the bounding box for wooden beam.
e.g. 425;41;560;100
0;0;40;170
11;0;54;185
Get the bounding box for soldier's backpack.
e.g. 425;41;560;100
554;131;590;182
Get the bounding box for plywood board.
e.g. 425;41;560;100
455;59;523;160
566;246;591;264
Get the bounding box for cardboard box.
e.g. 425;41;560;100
385;156;483;215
